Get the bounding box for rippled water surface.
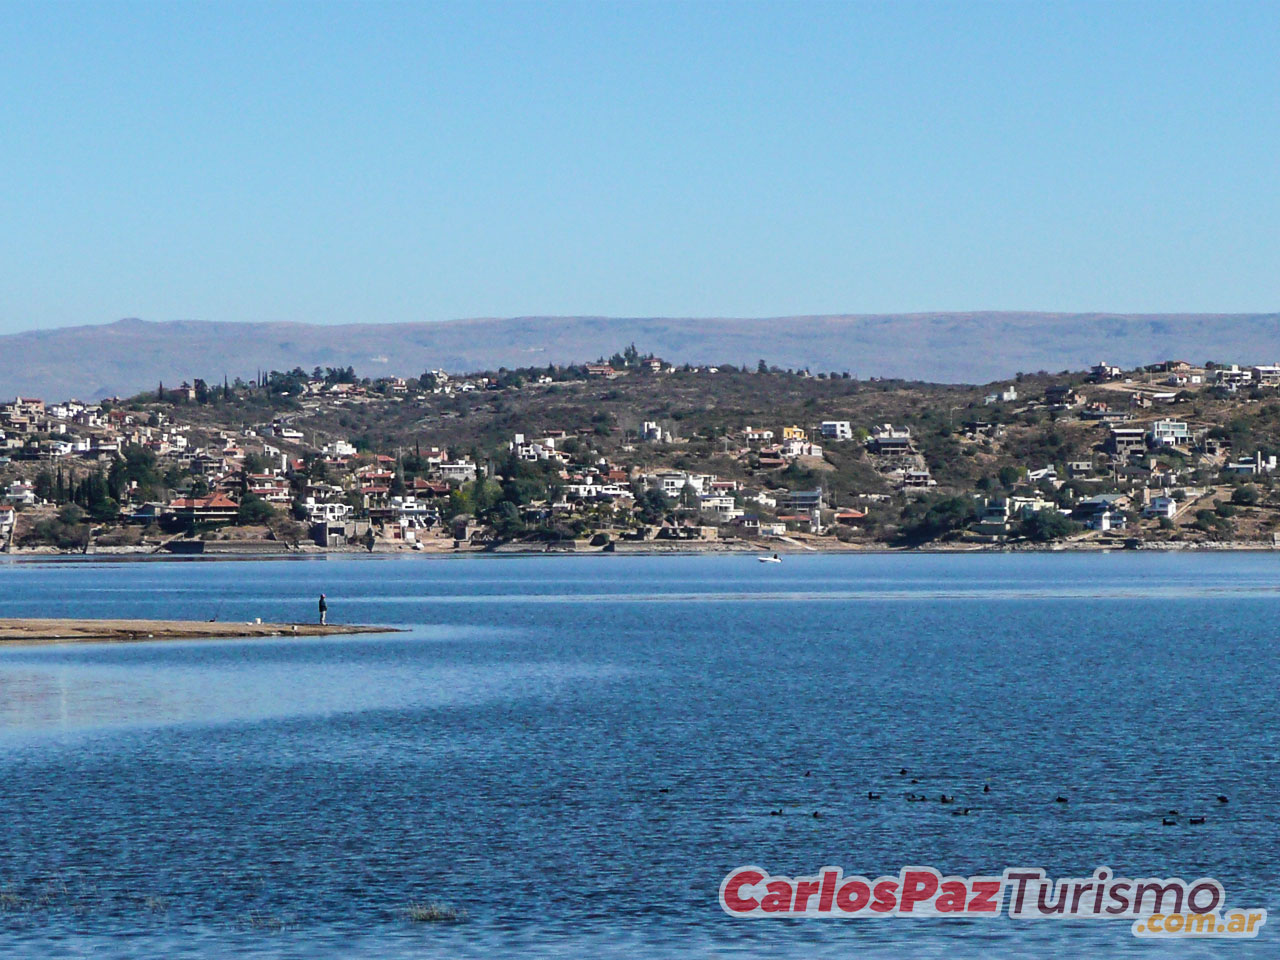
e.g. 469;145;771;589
0;552;1276;958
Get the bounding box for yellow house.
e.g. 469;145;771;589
781;425;806;441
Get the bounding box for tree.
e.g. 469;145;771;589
997;465;1023;489
898;496;978;543
757;359;768;374
492;501;525;539
74;471;119;522
635;487;671;524
1019;509;1079;542
237;494;275;525
33;470;56;503
1231;484;1260;506
242;452;270;475
108;445;162;502
24;506;90;550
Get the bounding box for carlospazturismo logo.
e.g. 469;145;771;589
719;865;1265;939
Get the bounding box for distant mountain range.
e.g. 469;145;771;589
2;313;1278;400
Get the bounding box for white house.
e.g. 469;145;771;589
511;434;558;461
650;472;713;498
1143;496;1177;519
781;439;823;459
1149;420;1190;446
819;421;853;441
323;439;357;458
4;480;37;506
304;498;352;522
389;496;436;524
640;421;669;443
438;460;478;482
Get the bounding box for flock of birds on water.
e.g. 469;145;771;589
759;769;1228;824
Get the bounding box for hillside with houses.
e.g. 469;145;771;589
3;351;1280;554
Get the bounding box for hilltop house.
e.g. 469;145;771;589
868;424;914;455
1044;385;1082;408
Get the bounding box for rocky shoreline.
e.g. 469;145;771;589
4;537;1278;559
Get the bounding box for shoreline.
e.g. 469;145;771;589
2;538;1278;560
0;618;396;646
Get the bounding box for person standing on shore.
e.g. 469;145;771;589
318;593;328;625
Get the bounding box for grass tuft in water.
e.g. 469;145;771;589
406;901;466;923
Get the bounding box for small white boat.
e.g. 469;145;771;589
757;554;782;564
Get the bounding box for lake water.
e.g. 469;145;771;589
0;552;1276;958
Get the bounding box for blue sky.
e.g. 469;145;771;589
1;1;1276;333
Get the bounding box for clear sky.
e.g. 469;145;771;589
1;1;1277;333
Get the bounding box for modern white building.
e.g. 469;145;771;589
1149;420;1191;446
304;498;352;522
322;439;357;457
819;421;853;441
